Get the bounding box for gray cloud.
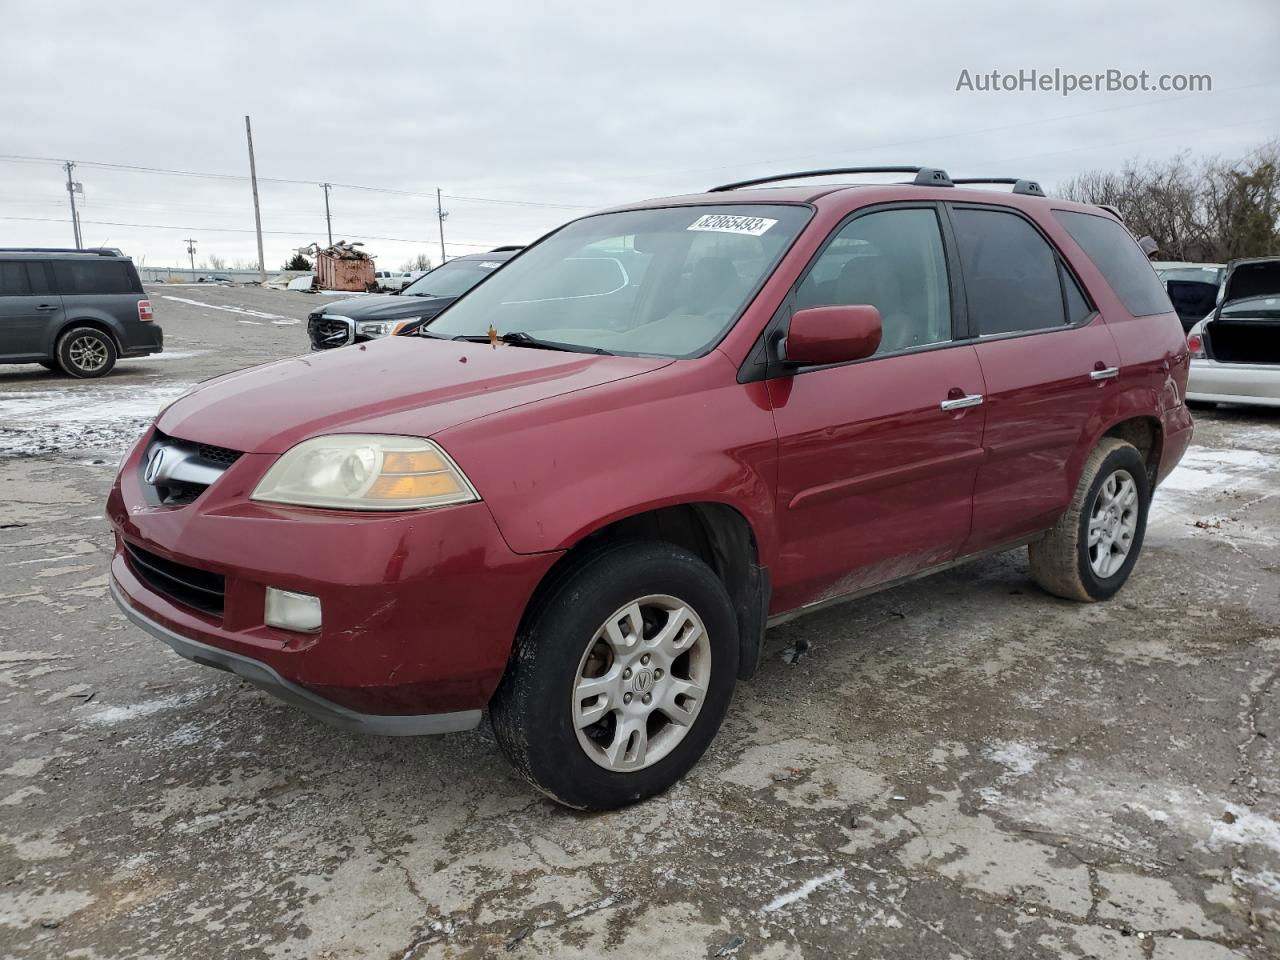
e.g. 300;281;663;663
2;0;1277;268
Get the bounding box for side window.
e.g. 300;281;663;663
795;208;952;355
0;262;32;297
1053;210;1173;317
52;260;140;295
951;208;1066;336
1062;264;1094;325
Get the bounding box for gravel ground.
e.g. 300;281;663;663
1;285;1278;959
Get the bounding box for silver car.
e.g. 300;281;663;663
1186;257;1280;408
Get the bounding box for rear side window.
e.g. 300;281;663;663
52;259;142;295
1062;265;1094;325
1053;210;1172;316
796;207;952;355
951;208;1066;336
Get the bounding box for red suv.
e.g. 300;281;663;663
108;167;1192;810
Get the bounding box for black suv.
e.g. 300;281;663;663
0;248;162;377
306;249;519;350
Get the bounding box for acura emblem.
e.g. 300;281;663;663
144;447;167;485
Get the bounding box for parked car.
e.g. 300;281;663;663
1153;261;1225;331
108;167;1191;809
307;250;519;349
0;247;161;378
373;270;414;292
1185;256;1280;408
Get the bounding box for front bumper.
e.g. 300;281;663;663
1187;359;1280;407
108;429;560;731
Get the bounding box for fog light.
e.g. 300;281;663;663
265;587;322;632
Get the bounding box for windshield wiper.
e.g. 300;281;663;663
450;331;613;355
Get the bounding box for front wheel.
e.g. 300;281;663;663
491;541;739;810
1029;438;1150;602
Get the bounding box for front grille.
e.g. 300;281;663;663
308;313;353;350
123;542;225;617
197;443;242;466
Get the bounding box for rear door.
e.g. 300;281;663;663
0;261;61;360
768;204;988;613
946;204;1121;552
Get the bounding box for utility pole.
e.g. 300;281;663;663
320;182;333;247
244;115;266;281
185;238;197;272
64;161;83;249
436;187;448;263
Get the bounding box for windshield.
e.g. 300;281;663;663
425;204;811;357
402;258;507;298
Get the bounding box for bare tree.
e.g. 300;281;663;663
400;253;433;272
1058;140;1280;261
207;254;227;271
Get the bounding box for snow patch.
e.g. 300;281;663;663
160;295;300;325
762;869;845;913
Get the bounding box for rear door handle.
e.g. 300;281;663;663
1090;366;1119;381
940;394;984;411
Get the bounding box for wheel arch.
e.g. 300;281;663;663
51;315;124;355
518;501;770;681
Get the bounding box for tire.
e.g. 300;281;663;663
56;327;117;378
1029;438;1150;602
491;541;740;810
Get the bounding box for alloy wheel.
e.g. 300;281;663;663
1088;468;1139;578
67;335;109;373
572;594;711;771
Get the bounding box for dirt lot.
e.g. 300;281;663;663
1;285;1278;959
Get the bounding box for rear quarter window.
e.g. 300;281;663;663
52;259;143;295
1052;211;1172;317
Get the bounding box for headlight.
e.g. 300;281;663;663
251;435;479;511
357;318;418;338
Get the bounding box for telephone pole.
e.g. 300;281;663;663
64;161;83;249
244;115;266;281
185;238;197;272
436;187;448;263
320;182;333;246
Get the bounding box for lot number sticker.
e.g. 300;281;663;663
687;214;778;236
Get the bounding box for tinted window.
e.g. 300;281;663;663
52;259;141;295
952;208;1066;335
0;262;31;296
1062;264;1094;325
796;208;951;354
1053;210;1172;317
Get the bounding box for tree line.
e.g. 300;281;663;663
1057;140;1279;262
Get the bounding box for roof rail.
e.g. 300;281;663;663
488;245;524;252
708;166;953;193
0;246;124;257
951;178;1046;198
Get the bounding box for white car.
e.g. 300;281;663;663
373;270;415;292
1186;257;1280;408
1153;261;1224;332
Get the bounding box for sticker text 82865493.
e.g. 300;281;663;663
687;214;778;237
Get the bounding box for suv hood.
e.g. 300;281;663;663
157;337;671;454
1221;259;1280;306
316;293;454;322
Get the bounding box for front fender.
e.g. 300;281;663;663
437;355;780;564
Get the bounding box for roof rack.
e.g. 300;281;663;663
488;245;524;252
0;246;124;257
708;166;953;193
951;178;1045;198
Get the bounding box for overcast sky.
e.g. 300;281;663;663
2;1;1277;271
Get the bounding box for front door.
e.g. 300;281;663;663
0;261;60;360
768;206;987;614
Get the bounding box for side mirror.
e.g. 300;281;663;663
785;305;882;366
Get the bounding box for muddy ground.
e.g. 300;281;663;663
1;285;1278;959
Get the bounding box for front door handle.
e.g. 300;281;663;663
940;393;984;411
1090;366;1119;381
35;304;58;311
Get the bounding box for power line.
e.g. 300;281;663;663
0;153;595;209
0;215;503;248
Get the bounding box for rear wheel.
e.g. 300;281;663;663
56;327;117;378
1029;438;1150;602
491;541;739;810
